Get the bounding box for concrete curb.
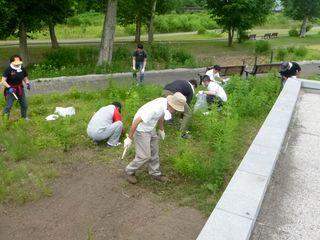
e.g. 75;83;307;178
197;78;303;240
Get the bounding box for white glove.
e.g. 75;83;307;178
132;66;136;71
198;90;204;94
124;136;132;149
141;68;145;74
158;129;165;140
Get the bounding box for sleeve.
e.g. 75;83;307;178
143;51;147;59
113;108;122;122
207;82;218;93
3;67;10;78
23;67;28;77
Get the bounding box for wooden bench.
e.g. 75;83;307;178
271;32;278;38
199;65;245;83
262;33;272;39
248;34;256;40
245;63;281;78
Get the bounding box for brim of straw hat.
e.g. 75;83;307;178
167;95;185;112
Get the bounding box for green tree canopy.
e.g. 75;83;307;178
207;0;274;46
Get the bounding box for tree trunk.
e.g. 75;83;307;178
135;16;141;43
97;0;118;66
300;17;308;38
49;22;59;48
19;22;29;67
148;0;157;44
228;27;234;47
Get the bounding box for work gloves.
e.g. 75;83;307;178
124;136;132;149
26;83;31;90
198;90;204;94
7;87;14;94
141;68;145;74
158;129;165;140
132;66;136;71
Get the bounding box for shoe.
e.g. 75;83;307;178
181;132;192;139
125;173;137;184
151;175;169;183
106;142;121;147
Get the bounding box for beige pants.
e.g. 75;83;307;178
125;129;161;176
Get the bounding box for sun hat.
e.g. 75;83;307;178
280;61;290;72
167;92;186;112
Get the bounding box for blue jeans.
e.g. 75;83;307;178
133;62;144;82
3;89;28;118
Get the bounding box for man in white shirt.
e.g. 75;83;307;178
201;75;227;110
204;65;228;86
123;92;187;184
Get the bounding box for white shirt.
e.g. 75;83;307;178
207;81;227;102
134;98;168;132
205;69;220;82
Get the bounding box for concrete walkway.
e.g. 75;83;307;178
251;88;320;239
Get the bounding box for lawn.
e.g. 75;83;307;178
0;75;279;214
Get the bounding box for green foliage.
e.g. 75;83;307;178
66;12;103;26
294;46;308;57
275;45;309;61
254;40;271;55
283;0;320;21
289;28;299;37
154;13;217;33
197;26;207;35
276;48;288;61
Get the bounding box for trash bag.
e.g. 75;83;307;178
54;107;76;117
194;93;207;112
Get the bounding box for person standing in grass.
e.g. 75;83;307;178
1;55;31;120
123;92;186;184
200;75;227;110
162;79;198;139
279;61;301;89
87;102;123;147
132;43;147;83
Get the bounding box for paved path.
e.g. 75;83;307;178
27;62;320;96
251;88;320;239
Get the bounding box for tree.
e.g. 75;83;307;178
148;0;157;43
282;0;320;37
207;0;274;46
39;0;75;48
97;0;118;66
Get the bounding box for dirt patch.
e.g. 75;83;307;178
0;161;206;240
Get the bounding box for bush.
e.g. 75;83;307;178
197;26;206;35
113;46;131;61
124;24;136;35
289;28;299;37
276;48;288;61
294;46;308;57
254;41;271;54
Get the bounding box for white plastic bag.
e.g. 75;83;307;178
54;107;76;117
194;93;207;112
45;114;59;121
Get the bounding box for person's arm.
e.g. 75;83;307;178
158;116;164;131
203;89;216;95
1;77;10;88
128;116;143;140
132;56;136;70
23;77;30;85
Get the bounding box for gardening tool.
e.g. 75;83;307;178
12;92;18;101
121;146;128;160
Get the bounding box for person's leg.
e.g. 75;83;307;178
19;90;28;118
125;131;151;175
138;62;144;82
88;121;123;143
148;129;161;176
2;93;15;118
180;103;192;133
107;121;123;145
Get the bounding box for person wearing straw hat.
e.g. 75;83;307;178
1;55;31;119
123;92;186;184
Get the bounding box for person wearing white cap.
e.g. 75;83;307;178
2;54;31;119
123;92;187;184
279;61;301;89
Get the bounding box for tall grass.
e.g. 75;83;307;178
0;75;279;205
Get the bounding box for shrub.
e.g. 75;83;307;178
276;48;288;61
172;49;194;64
294;46;308;57
289;28;299;37
113;46;131;61
124;24;136;35
197;26;206;35
254;40;271;54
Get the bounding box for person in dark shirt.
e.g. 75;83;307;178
162;79;198;139
2;55;31;119
132;43;147;83
279;61;301;89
